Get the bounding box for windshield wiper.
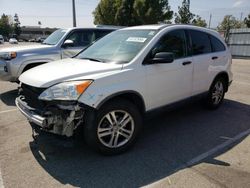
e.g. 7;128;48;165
80;57;103;62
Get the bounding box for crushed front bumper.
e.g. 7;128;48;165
16;96;84;137
15;96;45;127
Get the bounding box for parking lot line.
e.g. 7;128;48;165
0;166;4;188
185;127;250;167
147;128;250;187
0;109;17;114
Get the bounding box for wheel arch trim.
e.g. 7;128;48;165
95;90;146;113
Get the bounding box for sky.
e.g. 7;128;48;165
0;0;250;28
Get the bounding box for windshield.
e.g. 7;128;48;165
42;29;67;45
76;29;157;63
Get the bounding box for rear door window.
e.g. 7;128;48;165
189;30;212;55
66;30;94;47
94;30;113;40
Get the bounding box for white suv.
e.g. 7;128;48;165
16;24;233;155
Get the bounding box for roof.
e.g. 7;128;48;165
63;27;118;31
121;24;169;30
121;24;221;37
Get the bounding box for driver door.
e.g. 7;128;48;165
61;30;94;58
145;29;194;110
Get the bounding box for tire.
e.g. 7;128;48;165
205;77;226;110
84;99;142;155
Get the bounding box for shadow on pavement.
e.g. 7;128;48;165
29;99;250;187
0;89;18;106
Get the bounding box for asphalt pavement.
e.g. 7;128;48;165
0;58;249;188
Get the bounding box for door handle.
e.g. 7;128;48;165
212;56;218;60
182;61;192;66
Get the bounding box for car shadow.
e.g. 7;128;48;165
0;89;18;106
29;99;250;187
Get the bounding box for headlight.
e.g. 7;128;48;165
38;80;93;101
0;52;17;60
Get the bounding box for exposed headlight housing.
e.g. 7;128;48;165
0;52;17;60
38;80;93;101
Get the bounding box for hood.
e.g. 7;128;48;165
0;44;52;53
19;58;123;87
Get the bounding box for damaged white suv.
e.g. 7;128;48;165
16;25;233;155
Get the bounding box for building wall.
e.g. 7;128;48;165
19;26;57;41
228;28;250;58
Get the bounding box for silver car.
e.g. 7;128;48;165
0;27;116;82
0;35;4;44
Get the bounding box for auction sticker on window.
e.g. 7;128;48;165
126;37;147;43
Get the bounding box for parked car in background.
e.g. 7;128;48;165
0;35;4;44
9;38;18;44
28;38;36;42
36;36;47;43
16;24;233;155
0;27;117;82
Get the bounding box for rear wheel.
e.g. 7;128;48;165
205;77;226;109
84;99;142;155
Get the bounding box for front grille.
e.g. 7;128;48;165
20;84;46;110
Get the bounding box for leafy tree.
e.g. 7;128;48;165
133;0;173;25
0;14;13;38
217;15;245;31
93;0;121;25
13;13;21;37
116;0;136;26
93;0;173;26
244;14;250;28
174;0;194;24
192;15;207;27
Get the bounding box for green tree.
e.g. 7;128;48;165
93;0;121;25
244;14;250;28
133;0;173;25
93;0;173;26
192;15;207;27
0;14;13;38
13;13;21;37
116;0;136;26
174;0;194;24
217;15;245;31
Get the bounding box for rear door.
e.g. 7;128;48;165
145;29;194;109
188;30;213;95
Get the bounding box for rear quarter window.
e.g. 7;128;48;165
210;35;226;52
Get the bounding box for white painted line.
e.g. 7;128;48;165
0;166;4;188
185;128;250;167
0;109;17;114
146;128;250;187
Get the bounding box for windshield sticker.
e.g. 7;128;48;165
126;37;147;43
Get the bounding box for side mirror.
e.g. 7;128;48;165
150;52;174;64
62;39;74;48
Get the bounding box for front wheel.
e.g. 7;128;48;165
84;99;142;155
205;78;226;109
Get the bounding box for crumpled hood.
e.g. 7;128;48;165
19;58;123;87
0;44;52;53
